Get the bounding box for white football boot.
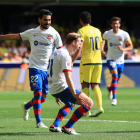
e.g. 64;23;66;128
21;102;30;121
61;125;80;135
111;99;117;106
36;122;48;128
49;125;62;132
107;86;113;100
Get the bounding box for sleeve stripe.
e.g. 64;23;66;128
57;46;63;49
63;69;72;72
18;33;22;41
125;40;132;45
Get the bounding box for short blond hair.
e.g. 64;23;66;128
66;33;81;45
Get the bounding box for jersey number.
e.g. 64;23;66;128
47;59;54;77
90;36;100;51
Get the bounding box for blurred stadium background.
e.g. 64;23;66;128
0;0;140;91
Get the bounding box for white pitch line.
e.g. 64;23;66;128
0;118;140;124
0;110;140;112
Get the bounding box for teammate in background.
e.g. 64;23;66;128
102;17;133;105
72;11;104;117
0;9;63;128
48;33;93;135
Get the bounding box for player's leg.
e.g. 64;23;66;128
25;71;48;109
49;88;74;132
89;65;104;117
80;63;91;116
41;71;49;103
62;89;93;135
107;60;118;103
108;61;118;105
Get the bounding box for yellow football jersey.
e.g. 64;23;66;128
78;25;102;64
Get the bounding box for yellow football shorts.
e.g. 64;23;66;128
80;63;102;84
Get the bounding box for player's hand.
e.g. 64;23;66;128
101;51;106;57
73;91;86;105
55;98;62;106
118;46;124;51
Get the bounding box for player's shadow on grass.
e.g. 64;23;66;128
0;132;63;136
83;130;140;133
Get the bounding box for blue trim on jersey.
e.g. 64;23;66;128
52;87;82;107
107;60;124;77
29;68;48;94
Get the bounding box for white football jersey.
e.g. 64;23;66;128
47;46;72;95
19;26;62;71
103;29;131;64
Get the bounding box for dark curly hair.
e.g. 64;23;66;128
79;11;91;24
38;9;53;19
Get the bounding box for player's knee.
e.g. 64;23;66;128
87;98;93;109
34;94;41;99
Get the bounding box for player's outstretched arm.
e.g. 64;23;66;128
0;34;20;40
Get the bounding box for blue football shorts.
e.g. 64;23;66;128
29;68;49;95
107;60;124;77
52;87;82;107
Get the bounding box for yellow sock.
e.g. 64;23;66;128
82;88;91;116
93;86;102;109
82;88;91;98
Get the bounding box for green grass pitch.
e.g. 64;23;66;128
0;88;140;140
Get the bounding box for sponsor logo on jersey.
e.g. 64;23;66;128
34;40;50;47
47;35;51;40
110;43;121;47
119;37;122;41
110;43;113;47
33;83;36;87
34;40;38;46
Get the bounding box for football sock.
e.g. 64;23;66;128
25;99;33;110
24;95;46;110
93;86;102;109
111;73;118;99
33;90;42;124
41;97;46;103
82;88;91;98
53;105;73;127
65;105;90;128
108;85;112;92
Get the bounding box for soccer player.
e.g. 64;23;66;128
102;17;133;105
0;9;63;128
48;33;93;135
72;11;104;117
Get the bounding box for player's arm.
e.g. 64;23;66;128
101;40;106;57
0;34;20;40
118;40;133;51
64;71;85;104
72;42;83;63
64;71;77;96
55;97;62;106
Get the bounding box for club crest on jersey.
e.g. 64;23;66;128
119;37;122;41
47;36;51;40
33;83;36;87
67;63;70;66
